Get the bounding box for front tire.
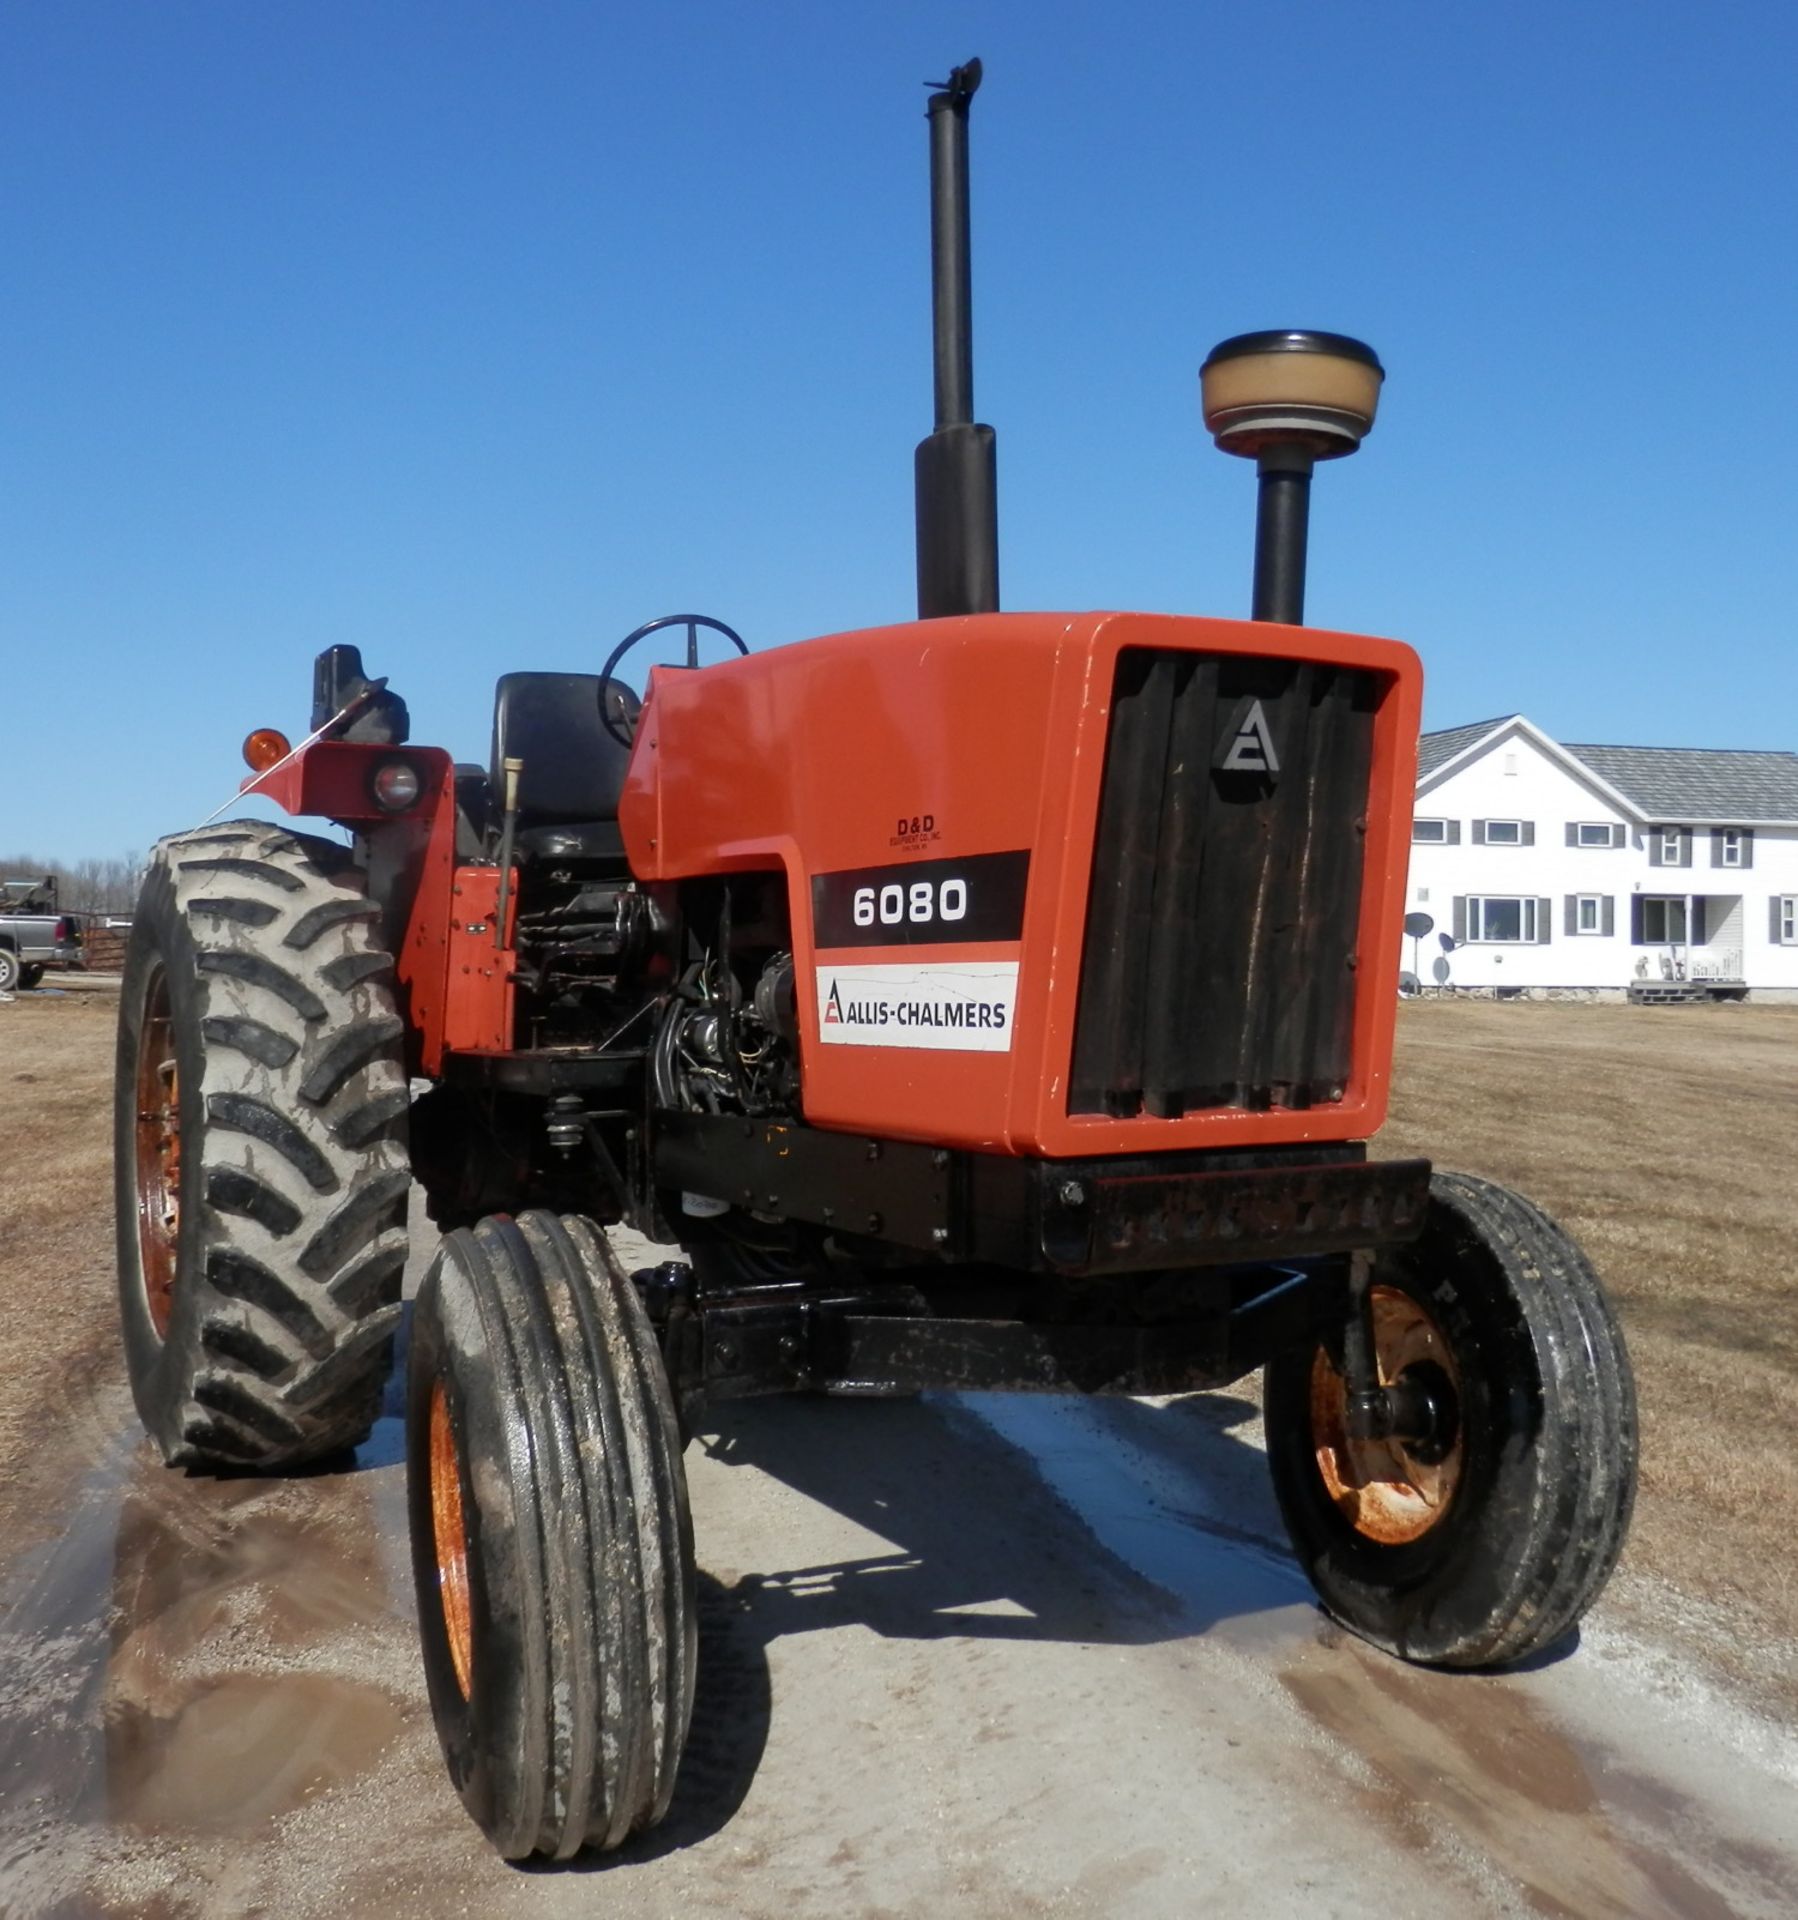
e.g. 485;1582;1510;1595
1264;1172;1637;1668
113;822;411;1468
0;949;18;992
407;1211;697;1860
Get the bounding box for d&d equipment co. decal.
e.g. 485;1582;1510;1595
815;962;1019;1053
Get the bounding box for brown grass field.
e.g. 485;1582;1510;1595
2;984;1793;1713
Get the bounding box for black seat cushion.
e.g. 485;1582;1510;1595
490;673;641;825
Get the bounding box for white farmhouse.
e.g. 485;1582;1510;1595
1404;716;1798;1000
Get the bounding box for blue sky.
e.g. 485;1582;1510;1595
5;2;1794;861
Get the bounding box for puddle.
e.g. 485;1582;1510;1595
1280;1636;1784;1920
107;1670;402;1832
0;1422;415;1904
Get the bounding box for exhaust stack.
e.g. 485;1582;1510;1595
915;58;999;620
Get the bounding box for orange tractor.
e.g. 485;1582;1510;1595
115;61;1635;1861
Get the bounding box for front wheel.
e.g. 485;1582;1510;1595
1264;1172;1637;1669
407;1211;697;1860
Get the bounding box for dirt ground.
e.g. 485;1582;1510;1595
0;981;1794;1916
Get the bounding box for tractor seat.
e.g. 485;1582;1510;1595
490;673;642;853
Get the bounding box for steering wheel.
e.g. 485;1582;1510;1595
598;613;749;746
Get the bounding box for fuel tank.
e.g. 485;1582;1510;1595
619;610;1421;1157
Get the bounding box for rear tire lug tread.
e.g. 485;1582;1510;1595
116;821;412;1471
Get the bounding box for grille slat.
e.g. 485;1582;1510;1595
1070;650;1377;1118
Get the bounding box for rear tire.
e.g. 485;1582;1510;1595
407;1210;697;1860
18;962;45;990
113;821;410;1468
1264;1172;1637;1668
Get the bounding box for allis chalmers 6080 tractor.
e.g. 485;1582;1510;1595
115;63;1635;1861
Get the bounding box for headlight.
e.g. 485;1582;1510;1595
372;761;422;811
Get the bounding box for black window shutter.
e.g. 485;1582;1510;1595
1612;823;1625;848
1472;820;1487;846
1775;897;1788;943
1566;822;1579;848
1631;896;1645;943
1453;897;1467;942
1522;822;1536;847
1564;895;1577;936
1710;828;1723;869
1648;833;1663;868
1680;830;1692;869
1691;898;1707;945
1742;829;1754;871
1602;896;1615;936
1446;820;1461;845
1537;898;1552;944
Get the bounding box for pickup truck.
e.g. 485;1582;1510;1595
0;880;83;991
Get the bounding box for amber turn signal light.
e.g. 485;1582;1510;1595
242;727;292;773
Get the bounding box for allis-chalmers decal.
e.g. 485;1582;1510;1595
810;850;1029;949
815;961;1019;1052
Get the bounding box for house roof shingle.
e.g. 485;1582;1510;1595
1559;743;1798;823
1416;717;1515;781
1418;716;1798;822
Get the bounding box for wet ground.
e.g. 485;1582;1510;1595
1;1277;1794;1920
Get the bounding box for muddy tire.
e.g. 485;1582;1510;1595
407;1211;697;1860
113;821;410;1469
19;961;45;990
1263;1172;1637;1669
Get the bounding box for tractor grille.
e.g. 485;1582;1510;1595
1069;649;1379;1118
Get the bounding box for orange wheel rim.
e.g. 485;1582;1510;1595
429;1378;474;1698
132;964;181;1339
1308;1284;1464;1545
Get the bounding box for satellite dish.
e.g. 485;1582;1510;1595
1432;956;1451;984
1439;932;1457;953
1404;911;1434;939
1399;971;1420;995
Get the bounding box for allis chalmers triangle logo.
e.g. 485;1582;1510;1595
824;980;843;1024
1218;699;1280;775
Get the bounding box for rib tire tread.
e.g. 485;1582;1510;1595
407;1212;696;1861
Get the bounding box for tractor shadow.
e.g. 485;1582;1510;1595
693;1387;1306;1650
595;1387;1303;1869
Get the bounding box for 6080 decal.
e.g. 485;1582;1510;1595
813;849;1029;949
852;877;968;928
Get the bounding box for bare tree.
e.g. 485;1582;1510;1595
0;851;145;917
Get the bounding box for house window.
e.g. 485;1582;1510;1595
1658;827;1685;865
1575;895;1601;934
1576;822;1615;848
1638;897;1688;945
1466;896;1537;943
1412;819;1449;844
1778;897;1797;945
1482;820;1523;846
1719;829;1745;868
